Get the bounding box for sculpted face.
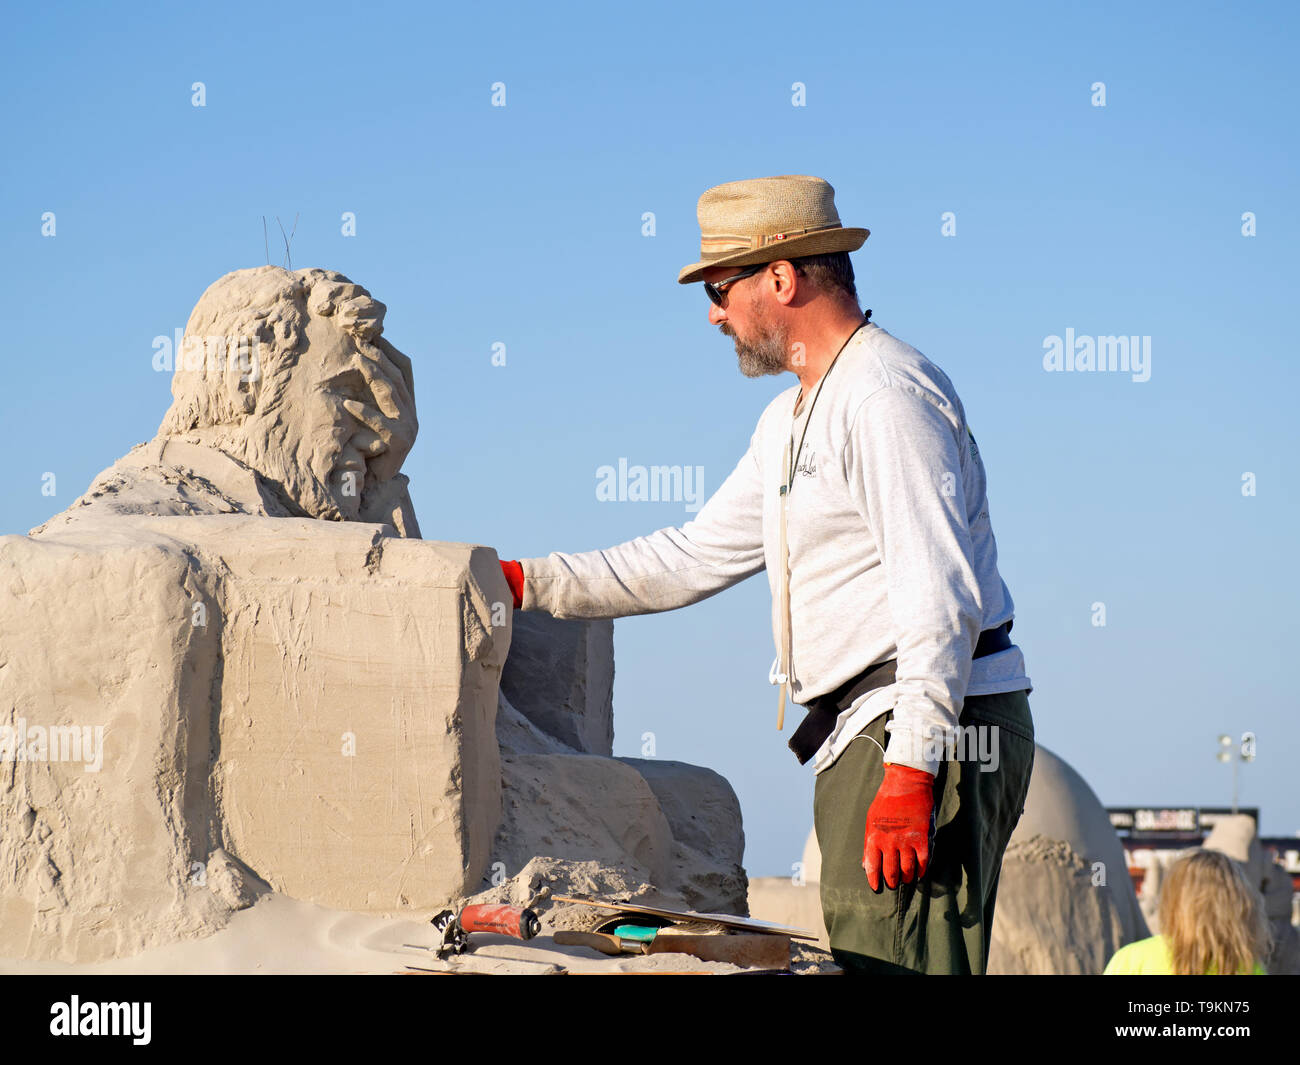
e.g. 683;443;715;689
268;315;417;521
155;268;419;529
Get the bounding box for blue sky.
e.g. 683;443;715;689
2;0;1296;876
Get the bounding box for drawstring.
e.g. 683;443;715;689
775;316;871;730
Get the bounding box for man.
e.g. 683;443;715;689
499;175;1036;974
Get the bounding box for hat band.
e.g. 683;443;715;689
698;221;843;260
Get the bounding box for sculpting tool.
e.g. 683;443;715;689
428;886;550;957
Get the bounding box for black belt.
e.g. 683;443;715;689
788;619;1013;765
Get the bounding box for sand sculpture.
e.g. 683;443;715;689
0;266;745;964
985;745;1148;973
748;743;1151;973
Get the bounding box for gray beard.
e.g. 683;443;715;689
722;322;789;378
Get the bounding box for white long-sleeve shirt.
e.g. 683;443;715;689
518;321;1031;774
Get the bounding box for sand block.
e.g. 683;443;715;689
0;516;510;962
500;612;614;755
489;697;750;914
618;758;741;859
0;524;226;963
617;757;748;913
491;754;676;890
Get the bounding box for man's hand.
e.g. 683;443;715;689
500;559;524;610
863;763;937;891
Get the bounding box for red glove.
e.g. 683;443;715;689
863;763;937;891
500;559;524;610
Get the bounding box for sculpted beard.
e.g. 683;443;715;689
226;415;349;521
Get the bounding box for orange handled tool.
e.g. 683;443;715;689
430;887;549;957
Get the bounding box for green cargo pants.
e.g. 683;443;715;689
813;688;1035;975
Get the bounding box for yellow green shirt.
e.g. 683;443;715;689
1103;934;1266;975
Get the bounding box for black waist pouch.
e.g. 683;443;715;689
788;658;898;765
788;621;1012;765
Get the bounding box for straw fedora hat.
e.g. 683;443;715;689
677;175;868;285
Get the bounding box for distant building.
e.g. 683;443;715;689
1107;806;1300;910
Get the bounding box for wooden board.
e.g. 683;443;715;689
647;932;790;970
551;896;818;940
556;927;790;970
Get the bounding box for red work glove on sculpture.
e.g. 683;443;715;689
863;763;938;891
500;559;524;610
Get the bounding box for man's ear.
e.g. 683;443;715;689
770;261;800;305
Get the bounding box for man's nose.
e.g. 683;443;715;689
708;300;727;326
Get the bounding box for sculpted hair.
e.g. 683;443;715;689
158;266;388;436
788;250;859;305
1159;849;1271;975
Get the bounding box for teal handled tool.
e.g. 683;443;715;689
611;924;660;943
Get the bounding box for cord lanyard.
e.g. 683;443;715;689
774;318;870;730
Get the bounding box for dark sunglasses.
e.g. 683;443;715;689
703;263;765;306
